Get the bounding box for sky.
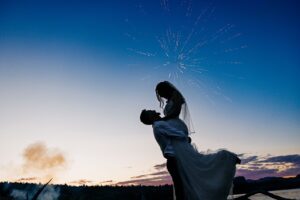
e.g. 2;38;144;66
0;0;299;186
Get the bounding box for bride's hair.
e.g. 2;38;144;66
155;81;195;134
155;81;185;108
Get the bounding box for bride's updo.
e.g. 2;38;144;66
155;81;185;108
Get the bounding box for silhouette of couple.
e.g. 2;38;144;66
140;81;240;200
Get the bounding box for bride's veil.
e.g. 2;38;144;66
180;102;195;135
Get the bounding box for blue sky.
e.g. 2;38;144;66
0;0;299;185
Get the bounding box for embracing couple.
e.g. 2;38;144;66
140;81;240;200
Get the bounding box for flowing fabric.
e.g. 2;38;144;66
172;139;237;200
160;82;236;199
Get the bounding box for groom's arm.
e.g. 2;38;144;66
153;121;187;138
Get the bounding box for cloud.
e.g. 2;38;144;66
236;168;278;180
69;179;115;186
237;154;300;180
69;179;94;186
116;174;172;186
263;155;300;164
116;162;171;186
131;171;169;179
15;177;38;182
153;163;167;171
98;180;114;185
241;156;258;164
118;154;300;186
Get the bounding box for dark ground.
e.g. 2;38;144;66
1;175;299;200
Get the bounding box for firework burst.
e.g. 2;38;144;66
125;0;246;102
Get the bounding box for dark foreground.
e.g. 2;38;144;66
1;175;299;200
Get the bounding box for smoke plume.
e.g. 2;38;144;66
21;142;67;182
10;189;27;200
22;142;66;171
8;142;67;200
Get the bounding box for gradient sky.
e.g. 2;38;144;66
0;0;299;185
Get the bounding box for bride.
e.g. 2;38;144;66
155;81;240;200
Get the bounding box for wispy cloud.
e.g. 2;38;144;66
237;154;300;179
131;171;169;179
240;156;258;164
116;175;172;186
98;180;114;185
15;177;38;182
153;163;167;171
69;179;115;186
263;154;300;164
117;154;300;186
116;162;171;186
69;179;94;186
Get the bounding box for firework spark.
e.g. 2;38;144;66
125;0;246;102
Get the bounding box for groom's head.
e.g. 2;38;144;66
140;110;161;125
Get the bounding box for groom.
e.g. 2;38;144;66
140;109;188;200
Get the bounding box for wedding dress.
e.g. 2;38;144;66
172;139;236;200
163;100;237;200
